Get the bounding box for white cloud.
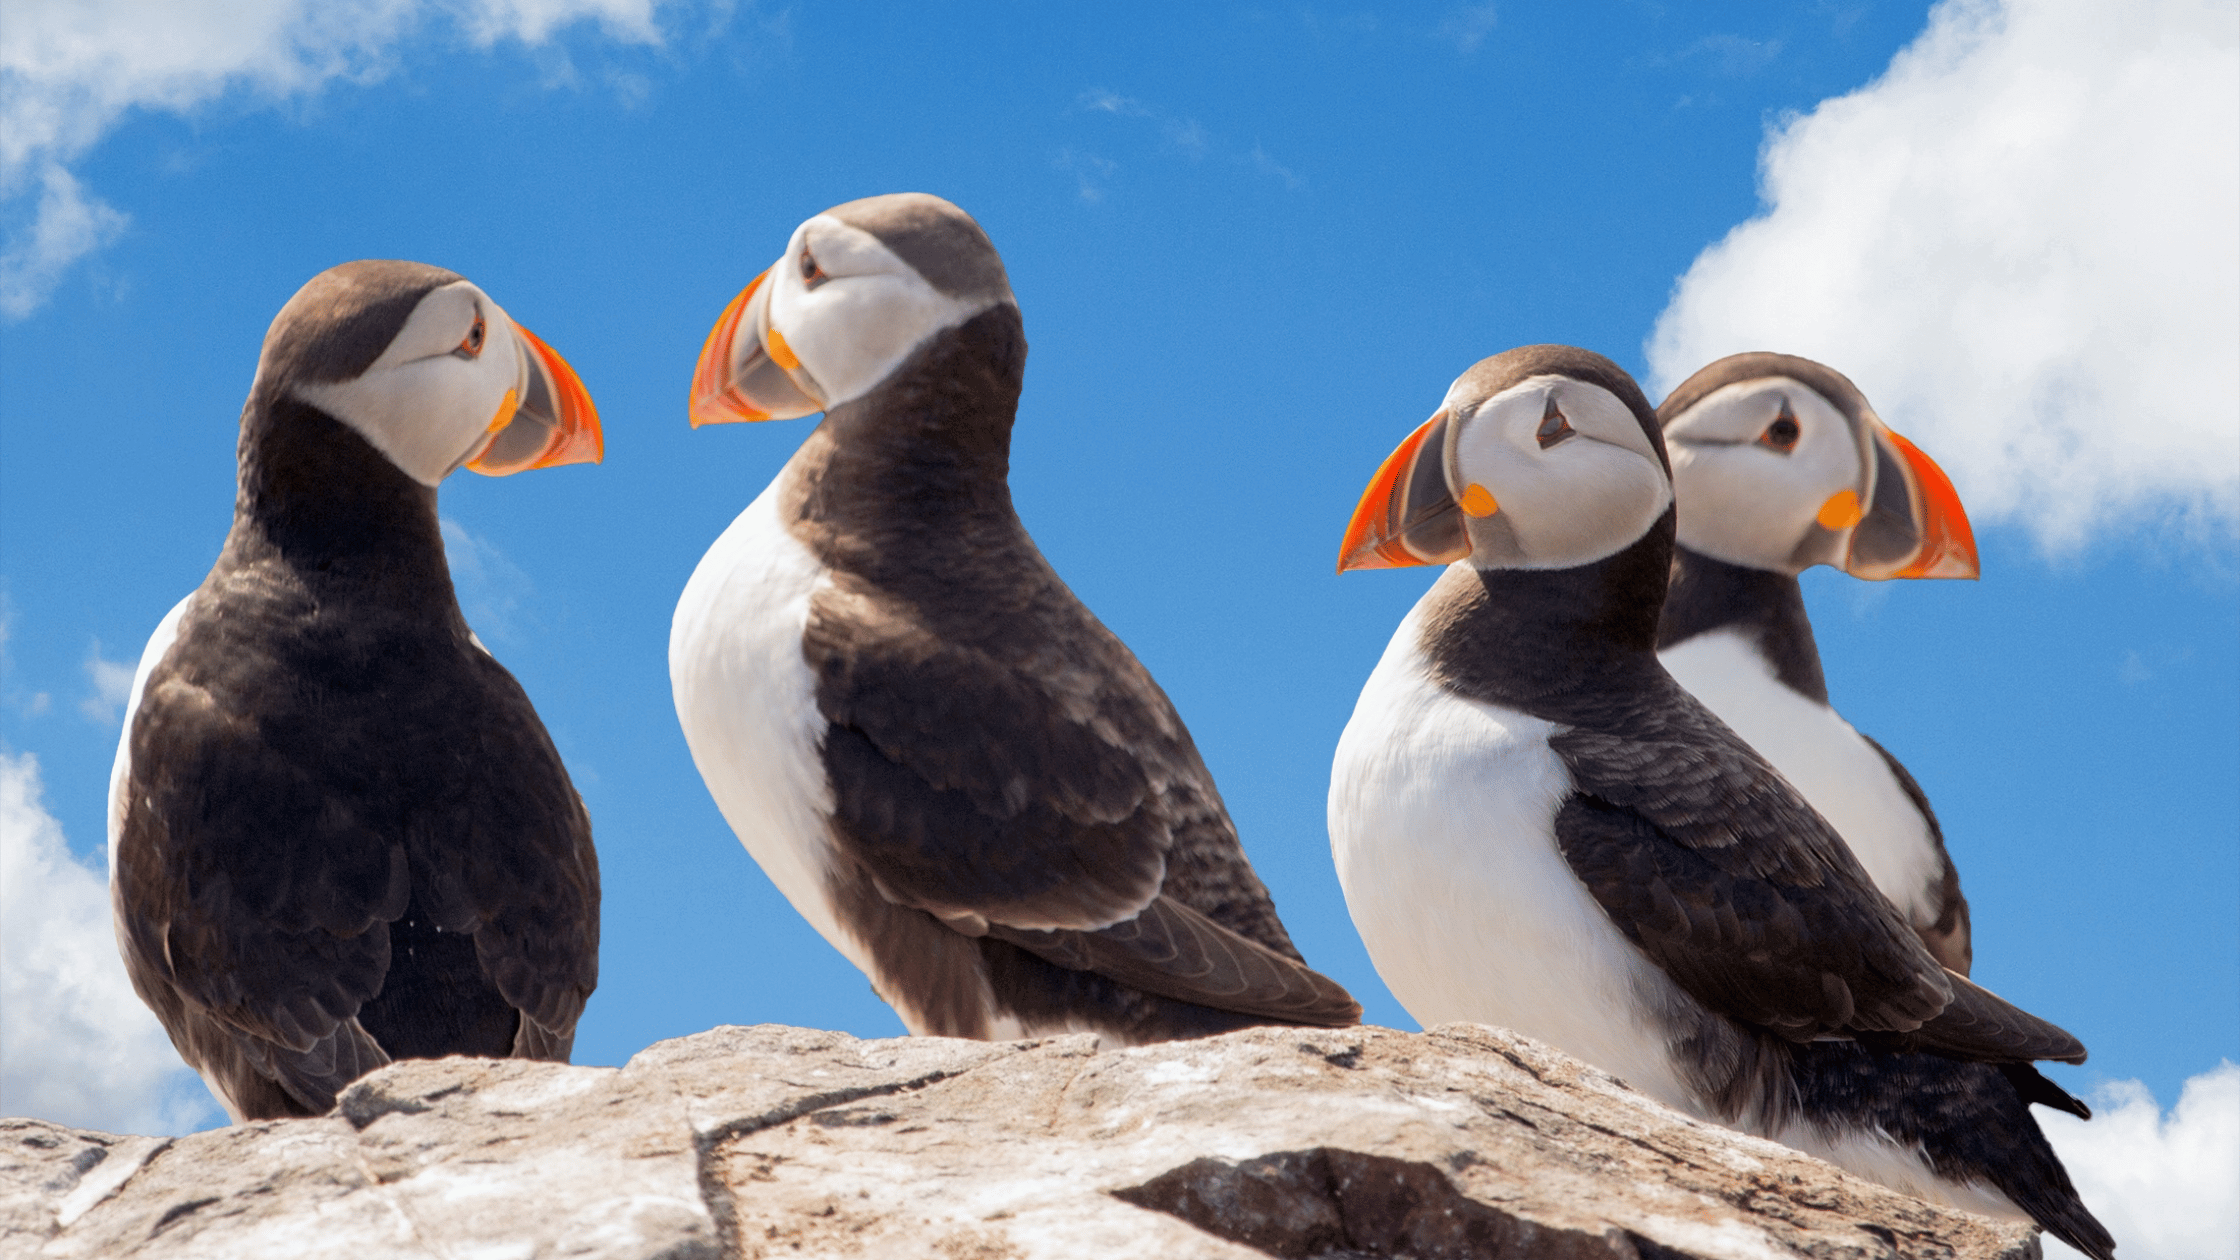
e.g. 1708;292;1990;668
78;640;135;725
0;0;666;317
0;750;217;1134
0;164;127;319
1647;0;2240;550
2041;1064;2240;1260
454;0;660;46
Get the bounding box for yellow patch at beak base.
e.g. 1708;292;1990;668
487;388;521;434
1816;489;1864;530
765;327;801;371
1460;484;1499;518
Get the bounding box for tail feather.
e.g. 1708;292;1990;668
2000;1061;2091;1121
1792;1043;2113;1259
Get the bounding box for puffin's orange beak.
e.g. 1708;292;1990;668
1844;422;1979;580
1337;412;1472;573
467;322;601;475
1882;426;1978;579
688;269;825;427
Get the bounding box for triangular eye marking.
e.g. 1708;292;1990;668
800;248;829;291
1536;394;1574;449
1759;397;1801;452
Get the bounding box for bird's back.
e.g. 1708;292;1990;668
113;553;596;1114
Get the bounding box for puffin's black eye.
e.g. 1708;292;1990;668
457;316;486;358
1760;401;1800;452
1535;397;1574;449
799;249;828;290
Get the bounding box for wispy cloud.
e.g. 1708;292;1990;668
1647;0;2240;551
1669;33;1783;77
0;598;52;719
1069;88;1303;200
0;749;218;1133
440;516;535;645
1813;1;1872;39
2040;1064;2240;1260
1167;118;1211;158
1054;147;1118;204
1079;89;1141;116
78;639;134;725
0;0;668;318
1436;4;1499;54
1076;89;1211;158
1247;144;1303;191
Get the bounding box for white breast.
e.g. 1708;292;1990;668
1328;599;1701;1114
670;481;871;978
107;593;194;880
1659;629;1944;930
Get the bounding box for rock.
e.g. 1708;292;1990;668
2;1022;2040;1260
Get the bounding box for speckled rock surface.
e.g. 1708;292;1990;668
1;1022;2041;1259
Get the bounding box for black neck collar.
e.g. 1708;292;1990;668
1417;511;1678;725
1657;546;1829;704
220;395;455;612
781;304;1031;581
806;303;1025;504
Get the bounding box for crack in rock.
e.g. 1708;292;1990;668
687;1064;997;1260
1113;1148;1716;1260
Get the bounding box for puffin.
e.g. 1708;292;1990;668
670;192;1359;1045
1656;352;1976;973
107;260;604;1121
1326;345;2111;1256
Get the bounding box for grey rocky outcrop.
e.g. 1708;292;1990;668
2;1022;2039;1259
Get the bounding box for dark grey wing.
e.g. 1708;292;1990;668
114;655;411;1113
1551;684;2079;1061
401;647;600;1053
1887;970;2083;1062
1857;732;1973;975
806;573;1351;1019
1552;788;1948;1041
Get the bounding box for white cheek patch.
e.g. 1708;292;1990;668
1451;378;1673;570
768;216;1001;410
383;284;482;362
797;214;904;276
295;282;517;486
1664;379;1862;571
1499;442;1672;569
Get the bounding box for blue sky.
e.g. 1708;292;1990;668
2;5;2235;1226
